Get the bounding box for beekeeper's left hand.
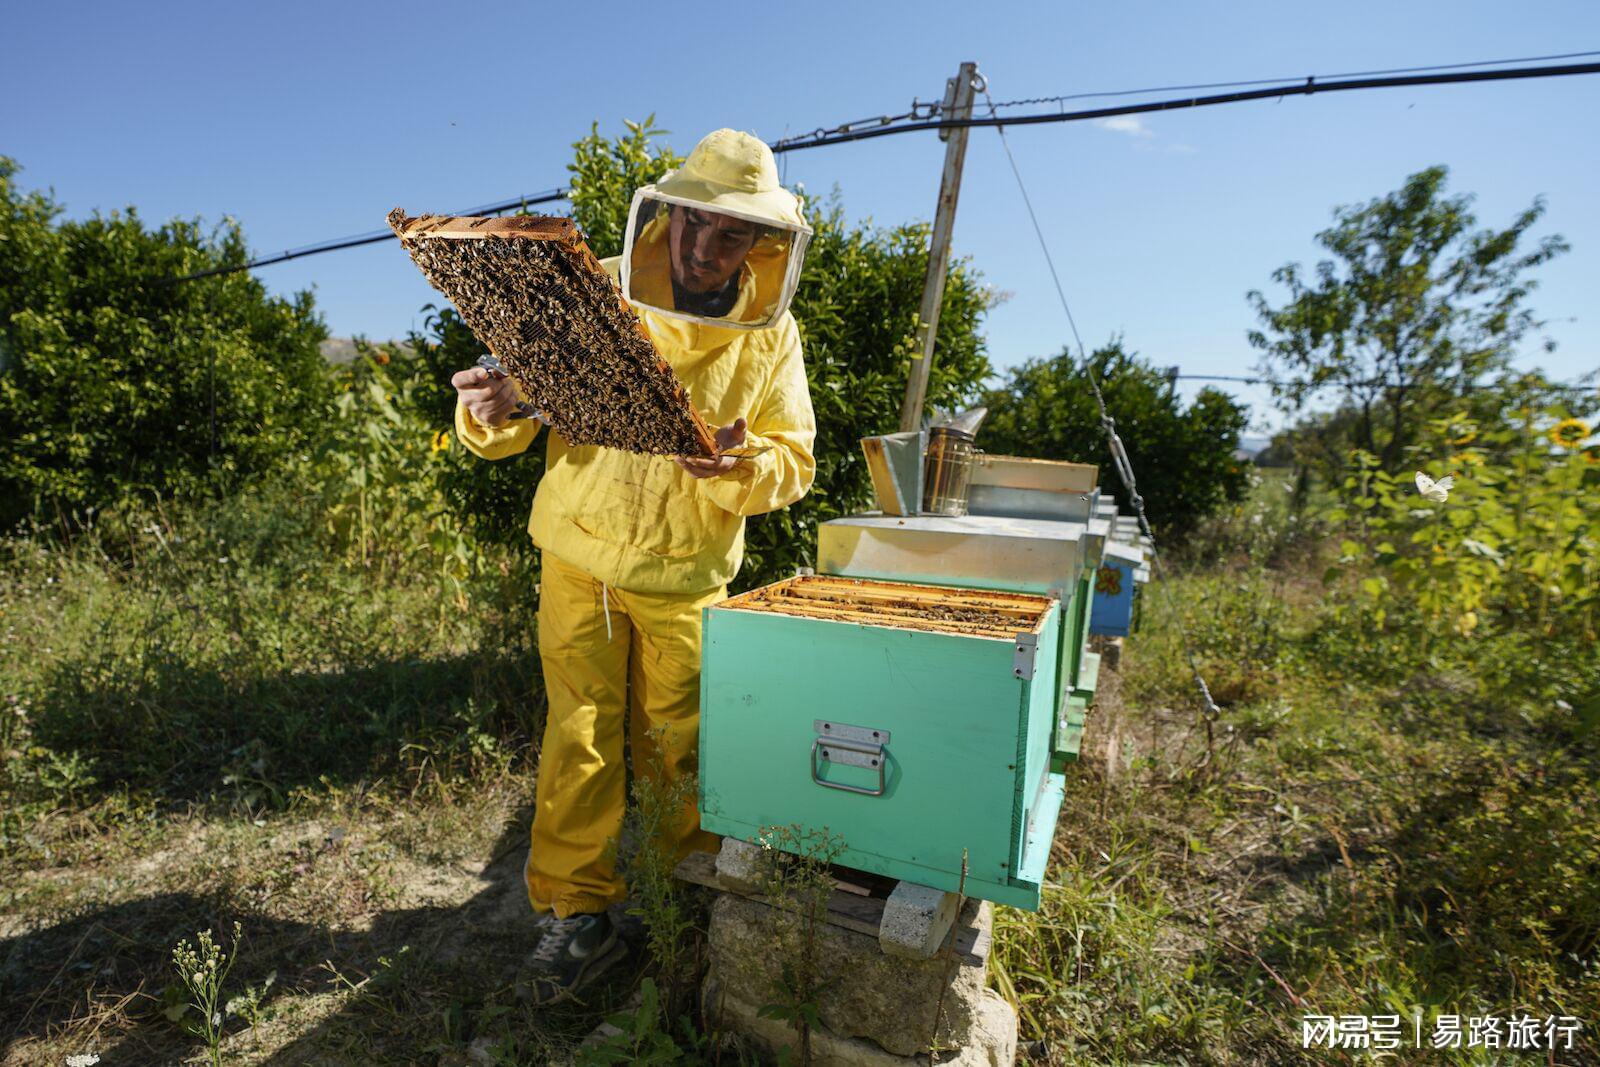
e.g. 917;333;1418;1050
675;418;747;478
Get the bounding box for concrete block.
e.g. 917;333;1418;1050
879;881;960;959
705;978;1017;1066
707;892;993;1057
714;835;767;895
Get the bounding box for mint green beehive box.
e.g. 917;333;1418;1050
699;575;1066;909
816;513;1107;767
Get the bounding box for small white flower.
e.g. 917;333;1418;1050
1415;471;1453;503
65;1054;101;1067
212;1011;222;1026
192;970;206;984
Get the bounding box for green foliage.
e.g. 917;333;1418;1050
621;730;702;1026
567;116;683;258
981;339;1250;537
742;195;992;587
0;158;330;527
752;826;846;1065
1322;405;1598;644
0;487;540;837
576;978;714;1065
1249;165;1568;471
411;123;994;587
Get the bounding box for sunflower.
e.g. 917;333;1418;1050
1449;451;1484;467
430;429;450;454
1447;423;1478;446
1548;418;1591;449
1584;446;1600;465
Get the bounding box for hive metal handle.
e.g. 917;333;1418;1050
810;738;887;797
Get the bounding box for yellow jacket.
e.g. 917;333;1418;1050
454;257;816;595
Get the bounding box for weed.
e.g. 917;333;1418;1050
169;920;243;1067
621;727;703;1024
751;825;845;1066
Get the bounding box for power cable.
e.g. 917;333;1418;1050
978;49;1600;111
168;189;568;283
770;59;1600;153
168;52;1600;284
978;79;1227;747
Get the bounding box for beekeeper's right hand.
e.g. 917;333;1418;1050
451;366;521;428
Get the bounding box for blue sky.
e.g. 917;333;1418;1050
5;1;1598;435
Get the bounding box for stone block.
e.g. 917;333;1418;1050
705;978;1017;1066
715;835;767;895
879;881;960;959
706;892;992;1057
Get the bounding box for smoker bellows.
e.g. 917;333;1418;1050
388;209;717;457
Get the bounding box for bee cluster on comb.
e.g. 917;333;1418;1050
388;209;717;457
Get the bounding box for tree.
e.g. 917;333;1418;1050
408;121;994;589
1248;166;1567;470
980;340;1250;537
0;158;330;527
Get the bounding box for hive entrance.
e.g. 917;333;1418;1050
721;576;1052;638
388;210;716;457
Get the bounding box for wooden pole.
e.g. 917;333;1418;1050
899;61;980;433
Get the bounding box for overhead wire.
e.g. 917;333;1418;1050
168;188;568;283
978;49;1600;110
168;51;1600;284
977;78;1227;745
769;59;1600;153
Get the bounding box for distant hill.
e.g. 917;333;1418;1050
1236;435;1271;460
319;338;414;364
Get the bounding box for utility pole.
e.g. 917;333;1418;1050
898;61;981;433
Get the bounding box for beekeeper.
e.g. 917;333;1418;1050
449;129;816;1004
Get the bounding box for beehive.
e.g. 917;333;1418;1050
816;512;1106;768
388;209;716;457
699;575;1067;909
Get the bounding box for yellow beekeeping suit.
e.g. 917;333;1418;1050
455;261;816;916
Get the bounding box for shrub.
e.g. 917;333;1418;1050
1323;404;1599;646
981;340;1250;537
0;158;330;527
408;122;994;589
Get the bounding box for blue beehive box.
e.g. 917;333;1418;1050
1090;542;1143;638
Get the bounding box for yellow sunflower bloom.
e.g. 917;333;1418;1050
1447;423;1478;446
1548;418;1591;449
430;430;450;454
1449;451;1484;467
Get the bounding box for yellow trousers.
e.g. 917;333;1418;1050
526;552;724;917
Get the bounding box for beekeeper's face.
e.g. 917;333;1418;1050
667;206;758;294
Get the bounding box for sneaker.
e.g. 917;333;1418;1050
518;911;623;1005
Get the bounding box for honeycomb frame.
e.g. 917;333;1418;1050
388;209;717;457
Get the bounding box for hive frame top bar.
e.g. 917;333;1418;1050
715;574;1055;640
388;212;582;243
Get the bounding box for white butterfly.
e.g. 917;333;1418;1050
1415;472;1453;503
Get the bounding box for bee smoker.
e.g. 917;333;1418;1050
922;426;980;516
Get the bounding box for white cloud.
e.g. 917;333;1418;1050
1096;116;1154;139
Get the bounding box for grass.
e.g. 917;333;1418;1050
3;478;1597;1064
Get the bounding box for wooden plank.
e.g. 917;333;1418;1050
971;454;1098;493
389;213;579;242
